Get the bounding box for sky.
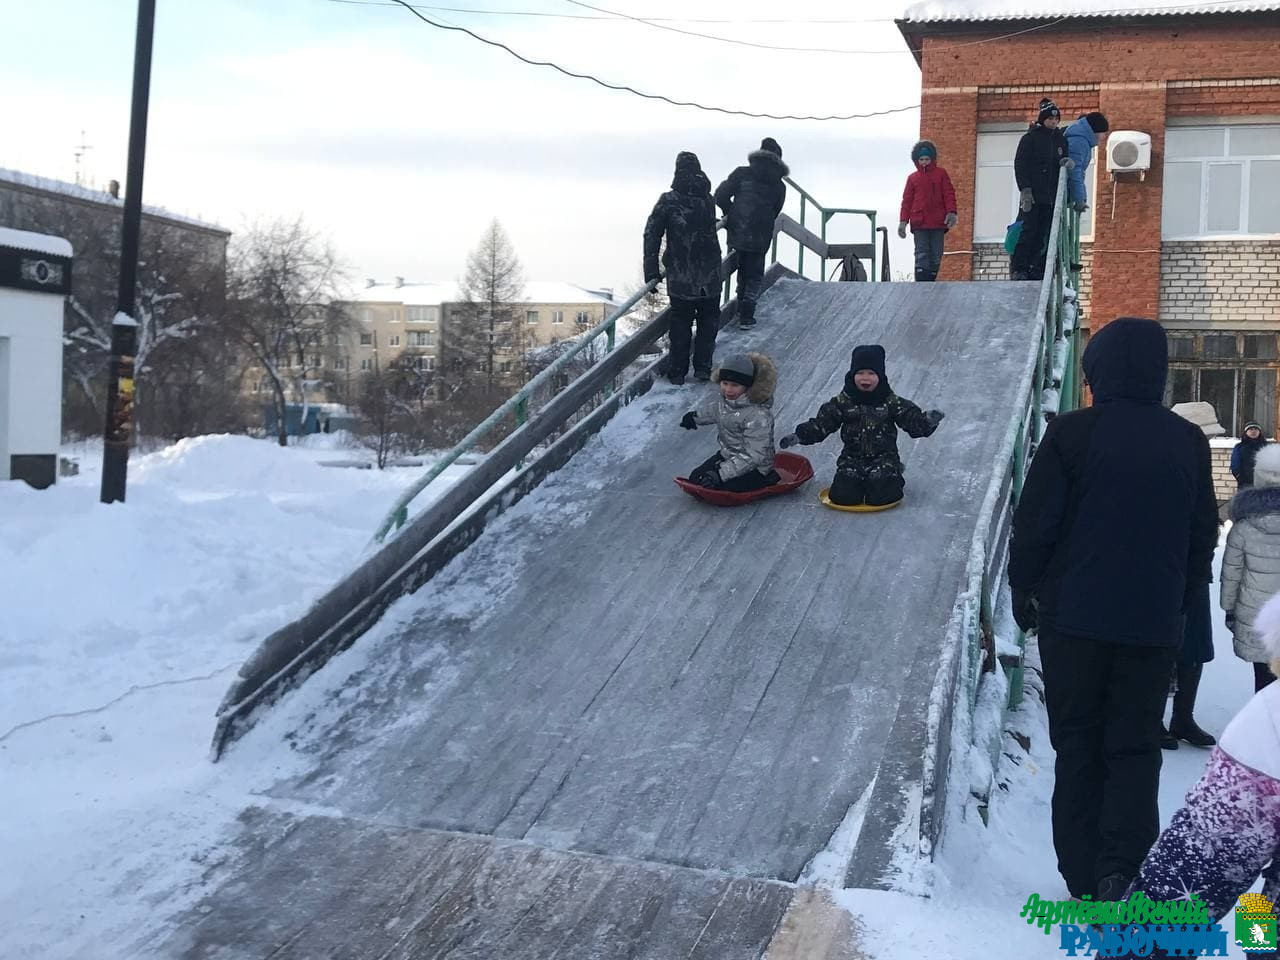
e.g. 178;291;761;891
0;0;929;293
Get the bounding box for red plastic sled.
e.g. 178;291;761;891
675;452;814;507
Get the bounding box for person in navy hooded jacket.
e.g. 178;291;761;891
1064;112;1109;213
1008;316;1219;904
897;139;958;283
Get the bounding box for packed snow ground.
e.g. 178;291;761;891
0;432;1260;958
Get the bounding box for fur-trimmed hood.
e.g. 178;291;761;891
713;351;777;404
747;149;790;181
911;139;938;168
1230;485;1280;522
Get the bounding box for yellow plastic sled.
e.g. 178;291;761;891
818;488;904;513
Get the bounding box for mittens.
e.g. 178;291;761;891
927;409;946;428
944;212;958;230
1019;188;1034;213
1012;589;1039;634
680;412;698;430
897;221;908;239
779;434;800;449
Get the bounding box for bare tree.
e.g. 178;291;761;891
223;218;349;446
353;353;440;468
454;219;526;394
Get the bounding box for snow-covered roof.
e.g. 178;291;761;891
345;279;622;308
0;226;72;257
0;168;229;235
901;0;1280;22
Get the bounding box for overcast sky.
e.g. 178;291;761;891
2;0;929;293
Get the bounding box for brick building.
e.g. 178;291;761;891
899;1;1280;436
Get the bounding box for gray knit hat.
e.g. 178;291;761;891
716;354;755;388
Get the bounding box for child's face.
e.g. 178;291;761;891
1044;115;1060;129
853;370;880;392
1248;426;1262;440
918;155;933;168
720;381;747;400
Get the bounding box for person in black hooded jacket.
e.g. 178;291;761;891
714;138;788;328
1011;98;1071;281
1007;316;1218;905
1231;420;1269;489
644;152;724;384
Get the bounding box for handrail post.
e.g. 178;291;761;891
820;212;830;282
604;318;617;398
798;195;807;277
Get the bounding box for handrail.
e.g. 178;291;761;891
371;278;661;542
776;176;880;282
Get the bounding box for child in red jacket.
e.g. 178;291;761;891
897;140;958;283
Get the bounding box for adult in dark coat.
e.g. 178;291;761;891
1008;316;1218;903
714;137;788;328
1231;420;1269;489
644;152;724;384
1011;98;1071;281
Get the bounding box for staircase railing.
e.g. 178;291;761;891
770;178;882;282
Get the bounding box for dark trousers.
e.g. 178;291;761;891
912;229;945;282
1258;662;1276;692
691;453;777;493
829;472;904;507
1040;628;1176;897
734;250;767;321
667;296;719;378
1011;202;1054;280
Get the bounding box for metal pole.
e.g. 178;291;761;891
100;0;156;504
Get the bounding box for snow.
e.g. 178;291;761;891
0;225;72;257
901;0;1280;21
0;168;228;235
344;278;623;308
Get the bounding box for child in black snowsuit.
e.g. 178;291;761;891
714;138;788;329
780;345;944;506
644;151;724;385
1011;97;1071;282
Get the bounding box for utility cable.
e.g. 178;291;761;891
379;0;920;121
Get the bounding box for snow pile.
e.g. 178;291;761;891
0;225;72;257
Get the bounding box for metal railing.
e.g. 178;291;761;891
771;177;880;282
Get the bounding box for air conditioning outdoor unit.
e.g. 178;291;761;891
1107;131;1153;177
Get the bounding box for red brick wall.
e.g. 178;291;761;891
915;15;1280;293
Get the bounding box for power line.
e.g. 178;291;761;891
563;0;1072;55
377;0;921;122
323;0;901;24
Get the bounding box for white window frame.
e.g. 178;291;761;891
526;310;540;325
575;310;591;325
973;125;1097;243
388;334;401;347
551;310;564;325
359;332;373;347
1162;122;1280;240
407;305;439;324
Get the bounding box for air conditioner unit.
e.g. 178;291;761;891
1107;131;1153;176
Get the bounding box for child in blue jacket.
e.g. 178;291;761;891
1064;112;1109;212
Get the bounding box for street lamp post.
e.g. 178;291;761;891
101;0;157;504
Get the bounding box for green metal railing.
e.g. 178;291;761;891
771;178;879;282
1005;168;1084;709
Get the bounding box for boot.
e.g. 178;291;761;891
1160;723;1178;751
1169;662;1216;747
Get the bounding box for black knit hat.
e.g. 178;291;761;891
1085;112;1109;134
717;353;755;388
674;151;702;175
1038;98;1061;124
760;137;783;159
849;344;886;378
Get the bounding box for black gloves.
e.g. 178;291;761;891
779;433;799;449
927;409;946;428
644;270;661;285
1012;588;1039;634
1226;612;1236;629
690;466;721;489
680;412;698;430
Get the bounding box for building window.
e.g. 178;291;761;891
360;308;374;324
527;310;540;325
309;354;323;368
499;360;513;374
407;305;438;323
408;330;434;347
552;310;565;325
1165;331;1279;436
360;358;372;371
359;332;373;346
1163;125;1280;239
333;357;347;371
388;335;401;347
575;310;591;326
973;130;1095;243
